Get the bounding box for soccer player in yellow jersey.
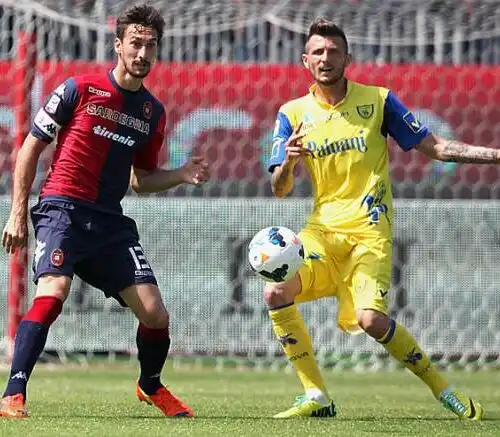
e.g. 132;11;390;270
266;18;496;420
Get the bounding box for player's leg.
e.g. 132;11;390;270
265;229;336;418
349;241;483;420
1;274;71;418
1;201;79;418
3;275;70;391
357;309;482;420
119;283;193;417
119;284;169;396
75;224;193;418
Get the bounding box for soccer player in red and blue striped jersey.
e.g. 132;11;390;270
0;4;207;418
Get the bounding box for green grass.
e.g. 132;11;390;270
0;365;499;437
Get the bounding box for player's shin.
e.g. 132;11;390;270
3;296;63;398
269;303;329;401
136;323;171;395
377;319;448;398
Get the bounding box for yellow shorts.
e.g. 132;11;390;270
296;228;392;334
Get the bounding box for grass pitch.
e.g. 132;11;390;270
0;365;499;437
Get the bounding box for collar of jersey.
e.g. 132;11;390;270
308;80;352;110
107;70;144;95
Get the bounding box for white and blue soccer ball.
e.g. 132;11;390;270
248;226;304;283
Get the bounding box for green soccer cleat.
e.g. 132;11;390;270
440;389;483;421
273;394;336;418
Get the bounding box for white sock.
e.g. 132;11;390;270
305;388;329;406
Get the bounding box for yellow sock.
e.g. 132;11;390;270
378;320;449;398
269;304;328;397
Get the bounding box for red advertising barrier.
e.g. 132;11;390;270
1;62;499;188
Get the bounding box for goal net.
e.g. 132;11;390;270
0;0;499;370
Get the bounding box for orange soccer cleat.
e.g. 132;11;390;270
136;383;194;417
0;394;29;418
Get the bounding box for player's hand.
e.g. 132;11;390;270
283;121;312;166
181;155;209;186
2;214;28;254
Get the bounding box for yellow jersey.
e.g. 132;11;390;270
268;81;428;240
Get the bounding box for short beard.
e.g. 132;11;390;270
119;52;150;79
125;63;150;79
318;68;345;87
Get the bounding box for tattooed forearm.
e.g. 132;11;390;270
439;140;500;164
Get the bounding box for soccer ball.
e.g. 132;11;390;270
248;226;305;283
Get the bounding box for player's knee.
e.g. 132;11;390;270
35;274;71;302
356;309;391;339
122;284;169;328
263;275;300;308
140;307;170;329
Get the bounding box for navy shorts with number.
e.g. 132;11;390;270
30;197;157;306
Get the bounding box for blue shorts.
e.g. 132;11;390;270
30;197;158;306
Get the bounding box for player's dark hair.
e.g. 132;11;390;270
307;18;349;53
116;4;165;41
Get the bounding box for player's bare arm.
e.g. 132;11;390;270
2;133;48;254
271;122;310;198
415;133;500;164
130;155;209;193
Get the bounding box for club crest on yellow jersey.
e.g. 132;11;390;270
356;104;374;119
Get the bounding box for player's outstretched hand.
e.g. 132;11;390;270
181;155;209;186
2;214;28;254
283;121;311;166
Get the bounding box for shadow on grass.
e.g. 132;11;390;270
32;414;500;422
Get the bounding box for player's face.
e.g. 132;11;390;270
302;35;350;87
115;24;158;78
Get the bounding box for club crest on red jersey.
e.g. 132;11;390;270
51;249;64;267
143;101;152;119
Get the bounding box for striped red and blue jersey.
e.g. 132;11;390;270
31;71;166;213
